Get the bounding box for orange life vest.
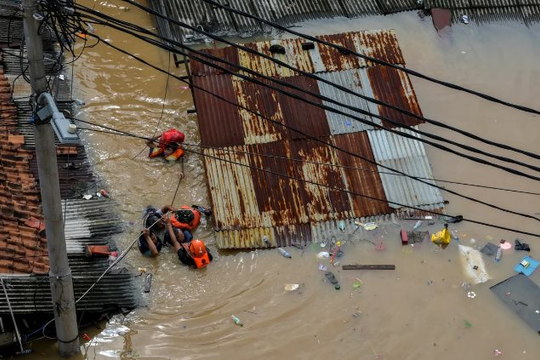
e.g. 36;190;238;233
192;252;211;268
170;206;201;231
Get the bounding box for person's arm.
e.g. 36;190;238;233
143;229;159;257
160;205;177;214
146;134;160;148
164;218;183;251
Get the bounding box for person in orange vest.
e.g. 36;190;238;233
165;217;213;269
170;205;212;232
146;128;186;177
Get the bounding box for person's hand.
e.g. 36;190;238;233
143;229;150;237
163;216;171;226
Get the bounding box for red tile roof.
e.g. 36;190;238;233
0;55;49;274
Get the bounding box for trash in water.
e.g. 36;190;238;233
82;194;93;200
278;248;291;258
320;242;327;248
461;282;472;291
493;349;502;357
356;220;377;231
500;240;512;250
467;291;476;299
480;242;498;257
463;319;472;328
231;315;243;327
324;271;339;285
138;267;147;273
99;189;109;198
284;284;300;291
317;251;330;259
461;15;469;24
459;245;491;284
515;239;531;252
431;224;450;246
375;240;386;251
495;247;503;262
413;220;422;230
514;256;539;276
353;280;362;289
339;220;346;231
318;264;328;271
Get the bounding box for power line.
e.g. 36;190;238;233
78;125;540;196
69;31;540;223
71;117;540;239
126;0;540;162
191;0;540;117
71;7;540;184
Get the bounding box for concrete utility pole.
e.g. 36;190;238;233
22;0;80;356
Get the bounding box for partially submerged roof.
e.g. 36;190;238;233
148;0;540;44
190;30;445;249
0;19;137;318
491;273;540;334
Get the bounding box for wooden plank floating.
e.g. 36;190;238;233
342;264;396;270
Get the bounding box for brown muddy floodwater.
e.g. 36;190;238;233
28;1;540;359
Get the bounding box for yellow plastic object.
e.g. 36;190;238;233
431;225;451;244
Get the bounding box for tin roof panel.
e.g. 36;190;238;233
332;132;393;216
367;128;445;211
365;65;424;128
317;69;381;134
192;74;245;147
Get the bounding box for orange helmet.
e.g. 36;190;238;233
189;240;207;258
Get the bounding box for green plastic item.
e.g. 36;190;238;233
334;284;341;290
464;319;472;328
353;282;361;289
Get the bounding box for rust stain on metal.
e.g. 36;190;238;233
189;47;240;77
276;76;330;139
332;132;392;217
316;33;364;72
192;74;245;147
366;66;424;128
232;78;287;145
357;30;405;66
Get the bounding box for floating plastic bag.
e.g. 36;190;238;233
459;245;490;284
431;224;451;245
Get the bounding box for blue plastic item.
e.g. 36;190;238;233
513;256;539;277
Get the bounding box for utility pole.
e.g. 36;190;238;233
22;0;79;356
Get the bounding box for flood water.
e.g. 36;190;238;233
28;1;540;359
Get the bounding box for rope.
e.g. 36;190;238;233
1;279;25;353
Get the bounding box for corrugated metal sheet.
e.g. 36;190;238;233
0;273;137;313
232;78;287;145
364;65;424;128
317;69;381;134
367;127;445;211
276;76;330;139
195;30;405;77
332;132;393;216
61;199;123;246
190;47;240;77
192;74;245;147
216;224;312;249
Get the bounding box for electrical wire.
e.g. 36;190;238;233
68;34;540;223
70;117;540;237
69;8;540;185
77;125;540;196
125;0;540;162
193;0;540;117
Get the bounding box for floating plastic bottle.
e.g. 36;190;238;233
231;315;243;327
278;248;291;258
495;247;502;262
413;220;422;230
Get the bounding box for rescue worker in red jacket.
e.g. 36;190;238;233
165;216;213;269
146;128;186;177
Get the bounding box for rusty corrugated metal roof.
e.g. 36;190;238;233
192;74;245;147
191;30;442;248
195;30;405;78
365;65;423;128
332;132;393;216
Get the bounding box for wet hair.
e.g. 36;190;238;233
146;215;163;229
